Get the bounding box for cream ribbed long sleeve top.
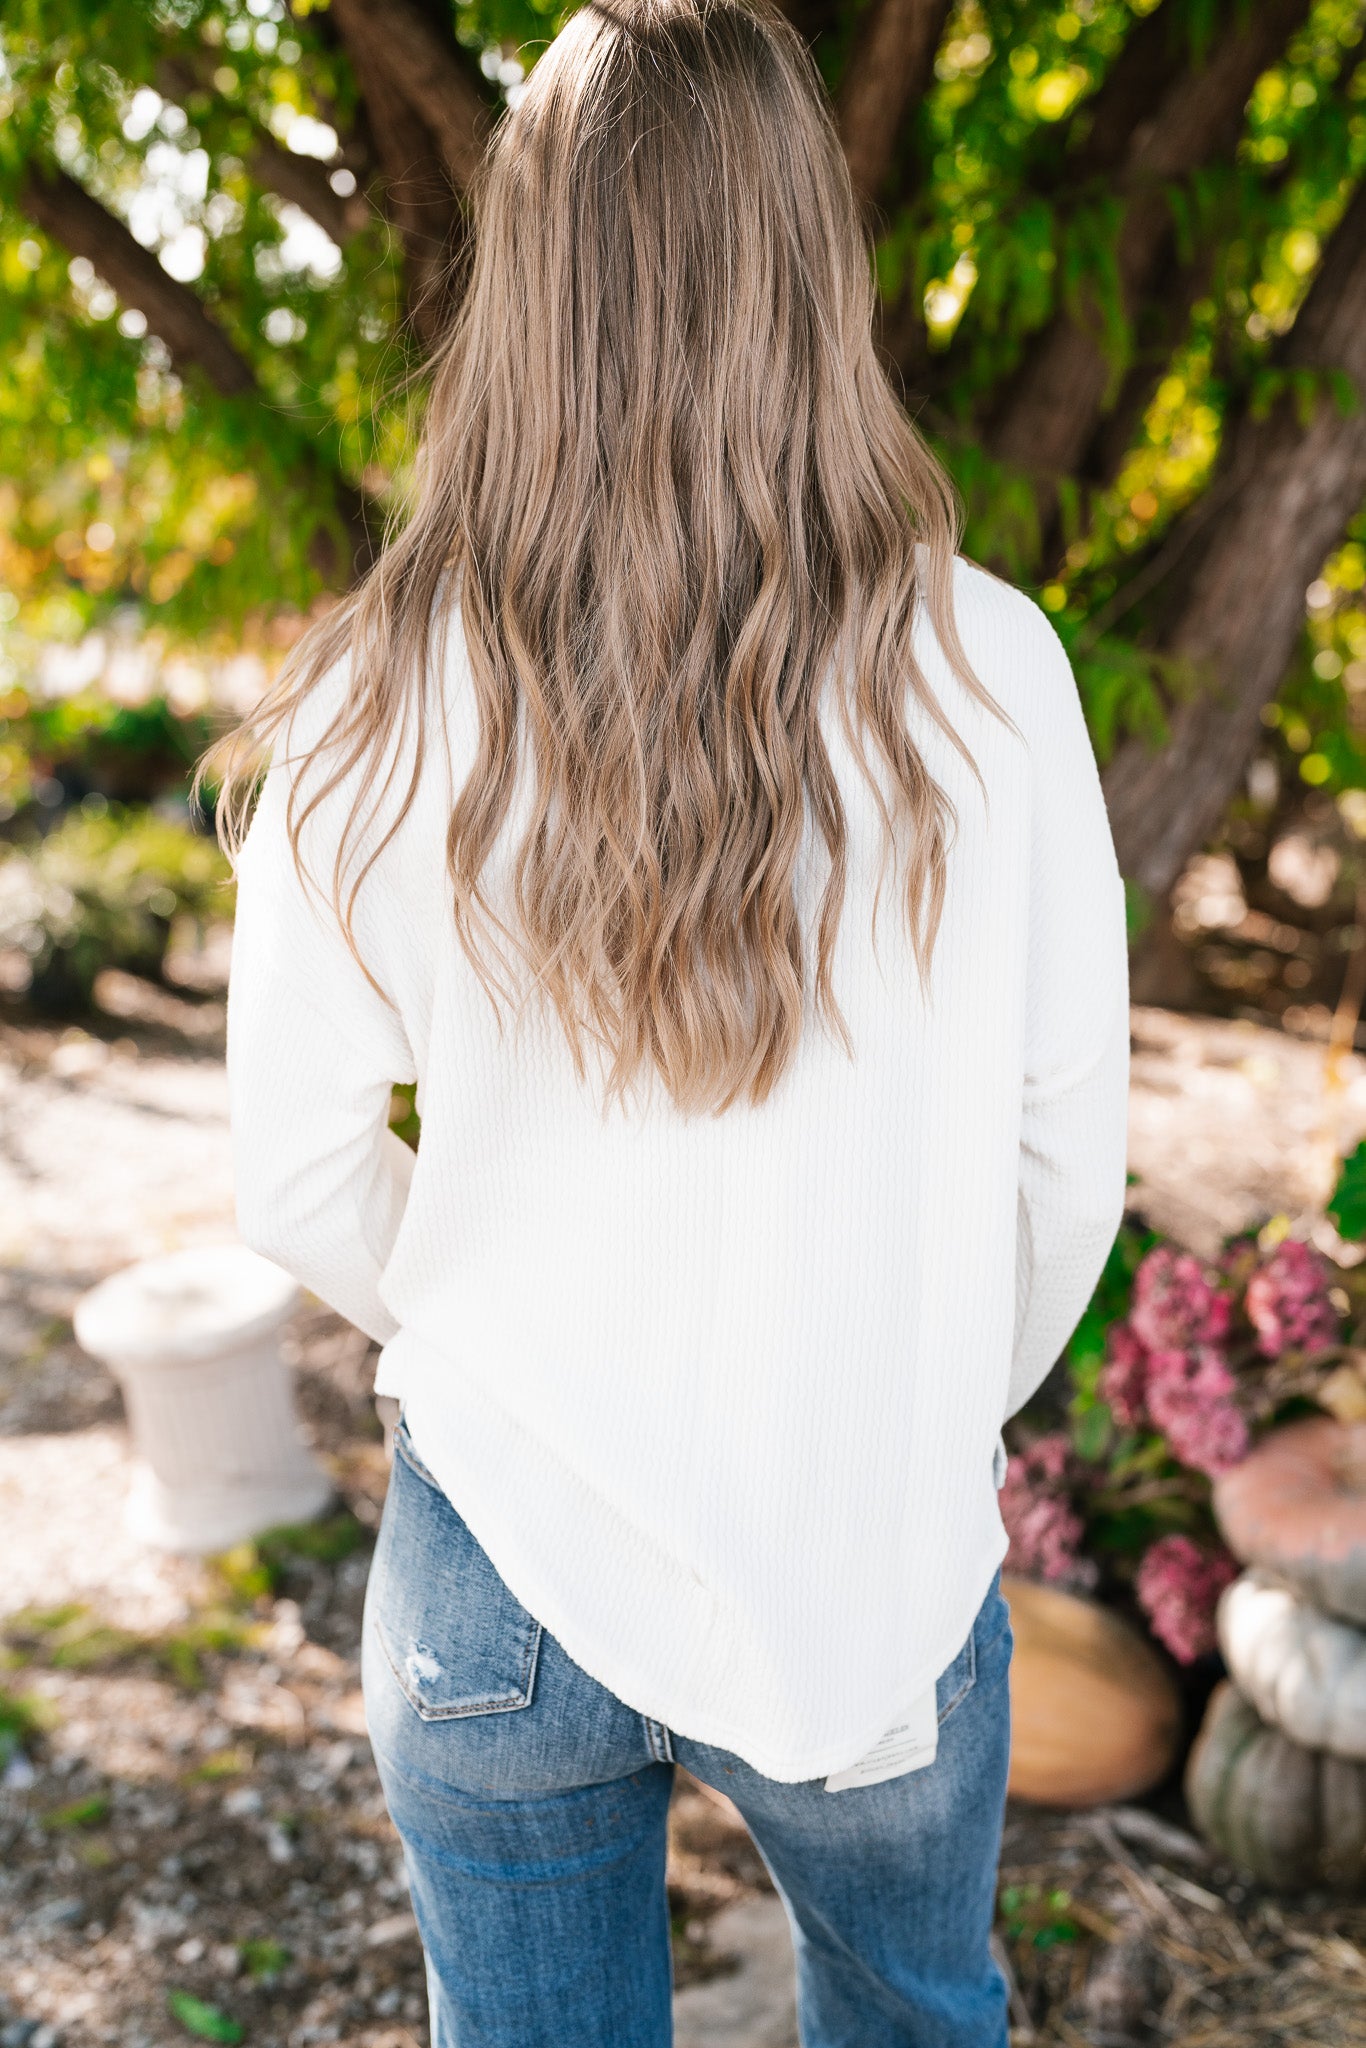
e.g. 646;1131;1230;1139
227;555;1129;1782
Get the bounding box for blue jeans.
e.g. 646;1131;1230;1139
362;1423;1013;2048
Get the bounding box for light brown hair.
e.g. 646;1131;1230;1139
211;0;997;1113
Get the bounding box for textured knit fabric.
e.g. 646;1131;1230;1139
227;553;1130;1783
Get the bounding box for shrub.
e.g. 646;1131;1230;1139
0;687;211;823
0;803;232;1014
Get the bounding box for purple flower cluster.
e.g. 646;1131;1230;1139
1098;1248;1248;1476
1244;1238;1340;1358
1130;1246;1232;1351
1135;1533;1237;1664
1145;1348;1250;1475
1003;1233;1346;1663
999;1434;1098;1592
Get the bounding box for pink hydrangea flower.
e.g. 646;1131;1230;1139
1144;1347;1249;1476
1021;1432;1071;1483
999;1434;1098;1592
1135;1534;1237;1664
1130;1246;1232;1352
1244;1239;1341;1359
1099;1319;1149;1430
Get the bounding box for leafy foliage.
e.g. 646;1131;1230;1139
1;1596;263;1692
1;0;1366;788
0;800;231;1011
998;1882;1080;1951
209;1511;367;1605
388;1078;420;1148
0;0;404;646
166;1991;245;2045
1061;1212;1159;1461
1;681;211;819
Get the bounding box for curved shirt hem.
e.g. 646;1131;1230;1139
387;1329;1011;1785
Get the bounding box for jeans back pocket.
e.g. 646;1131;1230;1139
371;1425;543;1722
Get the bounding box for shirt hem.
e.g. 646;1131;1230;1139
389;1329;1011;1785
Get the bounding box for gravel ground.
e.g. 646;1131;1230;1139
1125;1004;1366;1258
5;973;1366;2047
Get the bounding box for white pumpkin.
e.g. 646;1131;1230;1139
1218;1569;1366;1760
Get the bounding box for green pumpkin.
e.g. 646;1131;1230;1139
1186;1682;1366;1891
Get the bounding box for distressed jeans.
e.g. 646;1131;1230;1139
361;1422;1013;2048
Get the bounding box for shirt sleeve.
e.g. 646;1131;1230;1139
226;745;418;1348
1004;609;1130;1421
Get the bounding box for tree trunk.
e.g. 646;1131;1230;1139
778;0;844;58
984;0;1310;520
330;0;492;191
837;0;951;207
328;0;476;342
1056;2;1198;185
1102;178;1366;897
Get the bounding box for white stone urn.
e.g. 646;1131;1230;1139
74;1245;333;1553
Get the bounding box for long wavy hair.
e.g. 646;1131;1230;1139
212;0;998;1113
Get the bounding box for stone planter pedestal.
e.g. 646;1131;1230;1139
74;1245;333;1553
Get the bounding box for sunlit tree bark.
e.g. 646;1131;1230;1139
1103;179;1366;897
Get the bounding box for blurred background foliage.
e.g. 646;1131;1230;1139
6;0;1366;1028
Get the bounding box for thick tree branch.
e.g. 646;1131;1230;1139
21;162;373;578
887;0;1195;394
984;0;1311;519
1079;247;1210;488
1078;151;1300;525
247;132;369;245
330;0;493;192
1057;2;1196;187
23;164;255;397
837;0;951;206
1101;178;1366;897
157;54;371;245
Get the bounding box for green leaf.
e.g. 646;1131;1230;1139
167;1992;245;2045
209;1542;279;1606
239;1938;291;1983
388;1080;421;1151
1329;1141;1366;1241
1033;1920;1078;1949
42;1793;109;1829
0;1682;54;1766
258;1513;364;1568
186;1746;253;1783
1071;1400;1112;1464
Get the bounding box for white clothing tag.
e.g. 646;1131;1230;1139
823;1685;938;1792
